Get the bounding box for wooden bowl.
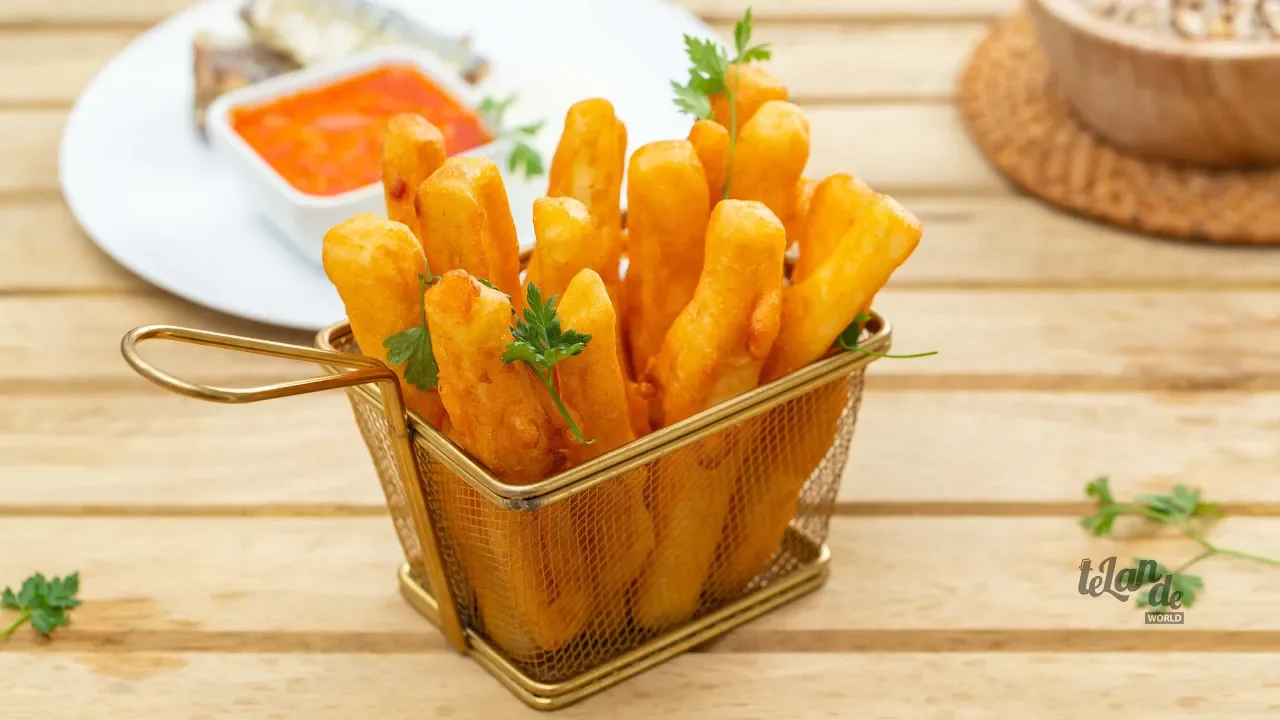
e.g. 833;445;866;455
1026;0;1280;167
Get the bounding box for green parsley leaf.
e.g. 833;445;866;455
733;7;754;56
478;93;547;180
382;273;439;391
508;140;545;180
671;79;714;119
501;282;594;444
738;43;773;63
2;571;81;640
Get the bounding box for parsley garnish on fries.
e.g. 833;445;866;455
670;6;772;198
478;93;546;180
383;271;441;391
501;283;593;444
836;312;938;359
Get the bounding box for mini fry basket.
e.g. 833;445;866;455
120;311;891;710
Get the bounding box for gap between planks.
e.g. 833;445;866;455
2;628;1278;653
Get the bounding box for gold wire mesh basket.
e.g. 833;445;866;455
120;310;891;710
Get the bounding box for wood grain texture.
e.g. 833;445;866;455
1;517;1277;640
3;653;1276;719
0;105;1005;195
0;30;134;105
0;202;146;291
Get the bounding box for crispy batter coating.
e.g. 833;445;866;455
710;64;789;130
791;173;878;284
556;269;656;632
526;196;598;300
548;98;627;294
321;213;448;429
634;200;786;629
727;101;810;229
415;157;523;309
424;270;590;656
625;140;711;380
784;175;817;251
687;119;729;205
762;193;923;383
381;113;446;243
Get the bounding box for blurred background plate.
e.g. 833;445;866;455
59;0;716;331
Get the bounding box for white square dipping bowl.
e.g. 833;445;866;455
206;45;503;266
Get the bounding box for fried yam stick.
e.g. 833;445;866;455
710;64;789;130
762;193;923;384
634;200;786;629
625;140;711;380
525;196;598;300
727;101;810;230
321;214;448;429
791;173;878;284
424;270;590;656
548;98;627;296
382;113;446;243
416;157;523;308
556;269;656;632
688;119;729;204
784;176;817;250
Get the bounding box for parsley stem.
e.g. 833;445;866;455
1171;549;1215;576
854;349;939;359
531;367;591;445
1;611;28;640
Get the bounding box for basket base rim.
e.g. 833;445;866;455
396;544;832;711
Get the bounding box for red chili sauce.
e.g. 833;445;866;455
230;64;492;197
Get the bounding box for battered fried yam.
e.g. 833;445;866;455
762;193;923;383
625;140;711;380
525;196;597;300
415;157;523;308
790;173;878;284
634;200;786;630
710;63;789;130
707;379;845;601
547;98;627;295
381;113;446;243
423;270;590;656
784;176;817;251
321;213;448;429
727;101;810;230
556;269;656;632
687;119;729;205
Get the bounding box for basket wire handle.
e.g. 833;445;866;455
120;324;469;653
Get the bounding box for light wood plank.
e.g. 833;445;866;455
0;390;382;506
3;389;1278;508
0;105;1004;195
0;30;134;105
3;653;1278;719
0;202;146;291
0;24;983;105
0;0;1020;25
1;517;1277;636
2;290;1278;387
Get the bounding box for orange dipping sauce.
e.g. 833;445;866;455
230;64;493;197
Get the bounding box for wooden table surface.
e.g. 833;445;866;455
4;0;1280;717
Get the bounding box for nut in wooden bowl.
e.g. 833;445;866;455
1027;0;1280;167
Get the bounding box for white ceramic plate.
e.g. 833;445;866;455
60;0;718;330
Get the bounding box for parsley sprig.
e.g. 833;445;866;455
1081;476;1280;611
477;93;546;180
2;571;81;639
670;7;772;198
836;312;938;359
501;283;593;444
383;272;440;391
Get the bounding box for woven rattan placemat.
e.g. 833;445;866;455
958;12;1280;245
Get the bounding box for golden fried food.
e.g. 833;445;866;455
625;140;711;380
710;64;789;130
548;98;627;298
381;113;446;243
791;173;878;284
556;269;656;632
415;157;523;307
634;200;786;629
784;175;817;250
687;119;729;205
321;213;448;429
727;101;810;229
424;270;590;656
526;196;598;300
762;193;923;383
